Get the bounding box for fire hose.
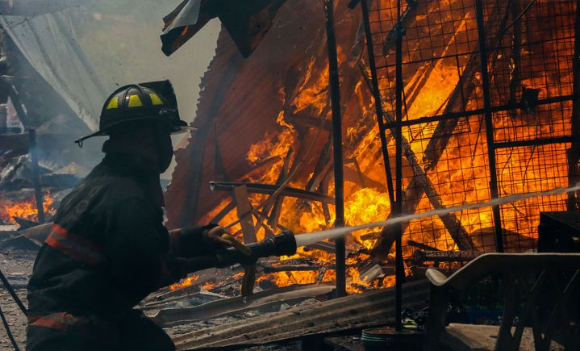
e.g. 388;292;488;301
182;230;297;296
0;267;25;351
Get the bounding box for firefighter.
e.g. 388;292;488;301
26;80;229;351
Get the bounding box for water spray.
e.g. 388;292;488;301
293;184;580;247
181;184;580;293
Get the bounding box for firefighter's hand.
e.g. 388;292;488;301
206;226;232;248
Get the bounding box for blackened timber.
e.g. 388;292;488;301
210;181;334;203
476;0;504;253
324;0;346;298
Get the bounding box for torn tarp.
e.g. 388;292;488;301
161;0;288;58
0;11;106;131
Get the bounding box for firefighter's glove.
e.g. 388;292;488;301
206;226;232;248
169;224;231;258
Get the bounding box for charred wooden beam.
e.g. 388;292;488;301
210;181;334;204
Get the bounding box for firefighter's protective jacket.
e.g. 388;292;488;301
26;153;212;350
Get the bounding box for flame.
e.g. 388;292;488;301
202;281;218;290
169;0;575;295
0;192;55;225
169;274;200;291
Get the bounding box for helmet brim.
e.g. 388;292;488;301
74;117;196;146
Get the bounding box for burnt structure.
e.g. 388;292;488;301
166;0;579;290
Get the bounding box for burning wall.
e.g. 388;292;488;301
166;0;578;291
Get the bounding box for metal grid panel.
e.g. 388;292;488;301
495;143;571;252
485;0;576;142
403;114;496;254
365;0;577;258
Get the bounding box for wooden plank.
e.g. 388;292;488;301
233;184;257;244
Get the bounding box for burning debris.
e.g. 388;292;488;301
165;0;580;299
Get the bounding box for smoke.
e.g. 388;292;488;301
67;1;221;177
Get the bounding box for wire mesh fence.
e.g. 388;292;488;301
364;0;578;260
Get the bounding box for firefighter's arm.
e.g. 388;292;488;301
104;198;182;292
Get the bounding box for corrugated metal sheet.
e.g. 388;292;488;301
172;280;429;349
165;0;364;228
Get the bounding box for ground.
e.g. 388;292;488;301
0;247;34;351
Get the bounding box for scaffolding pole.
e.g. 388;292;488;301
568;0;580;211
324;0;346;298
475;0;504;253
394;0;404;332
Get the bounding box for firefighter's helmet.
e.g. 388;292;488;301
75;80;192;146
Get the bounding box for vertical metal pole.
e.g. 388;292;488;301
360;0;396;206
475;0;504;252
568;1;580;211
29;129;45;223
324;0;346;297
394;0;404;332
